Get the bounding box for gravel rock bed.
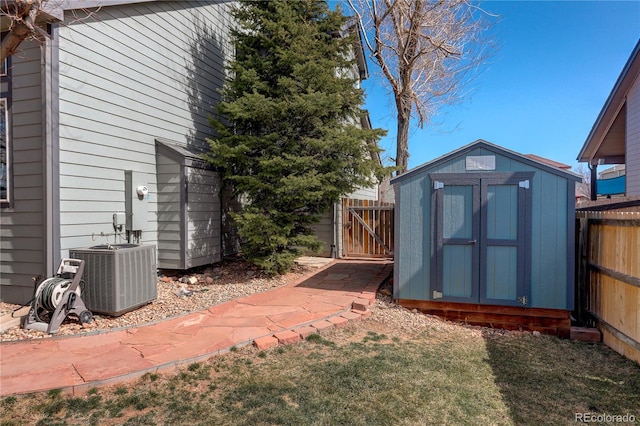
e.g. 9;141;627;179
0;259;312;342
370;279;534;339
371;295;462;335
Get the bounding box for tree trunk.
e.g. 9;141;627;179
396;109;411;175
1;23;32;62
0;1;45;63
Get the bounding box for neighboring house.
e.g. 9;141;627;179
575;41;639;364
526;153;590;203
1;0;235;303
600;164;626;179
577;40;640;200
392;140;581;335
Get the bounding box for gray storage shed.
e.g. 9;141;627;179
392;140;581;335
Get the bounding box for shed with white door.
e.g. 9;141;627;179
391;140;581;335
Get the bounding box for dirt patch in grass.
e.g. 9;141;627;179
1;305;639;425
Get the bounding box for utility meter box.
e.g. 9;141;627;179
125;170;148;231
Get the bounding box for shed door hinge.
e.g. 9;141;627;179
517;296;528;306
519;180;530;189
433;290;443;299
434;181;444;190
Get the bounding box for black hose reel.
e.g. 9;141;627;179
22;258;93;334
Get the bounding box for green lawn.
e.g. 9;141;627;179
1;319;638;425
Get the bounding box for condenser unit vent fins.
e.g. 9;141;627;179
69;244;157;316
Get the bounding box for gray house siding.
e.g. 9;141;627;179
0;40;47;302
156;140;222;270
393;141;578;310
312;206;340;258
56;1;233;258
156;152;182;269
1;1;233;303
186;166;221;268
627;76;640;196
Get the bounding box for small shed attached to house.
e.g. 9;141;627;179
156;138;222;270
392;140;581;335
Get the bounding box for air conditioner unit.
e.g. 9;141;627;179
69;244;157;316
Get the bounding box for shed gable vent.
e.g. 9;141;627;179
466;155;496;171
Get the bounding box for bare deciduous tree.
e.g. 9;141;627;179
347;0;494;174
573;164;591;201
1;0;51;62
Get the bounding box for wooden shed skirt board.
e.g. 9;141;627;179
398;300;571;337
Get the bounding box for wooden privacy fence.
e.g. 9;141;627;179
342;198;394;258
576;210;640;363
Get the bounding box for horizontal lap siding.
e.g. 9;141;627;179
0;41;45;302
627;77;640;196
311;213;334;257
349;185;378;201
156;153;182;269
57;1;233;258
186;167;221;268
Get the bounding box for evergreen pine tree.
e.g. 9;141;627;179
206;0;386;274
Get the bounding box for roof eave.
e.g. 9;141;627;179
392;139;582;185
577;39;640;163
57;0;156;12
343;16;369;80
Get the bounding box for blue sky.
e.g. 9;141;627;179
356;1;640;170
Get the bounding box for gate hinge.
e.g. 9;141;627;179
517;296;528;306
433;290;443;299
433;181;444;190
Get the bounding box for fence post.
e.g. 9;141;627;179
575;215;590;326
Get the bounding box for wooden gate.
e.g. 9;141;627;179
342;198;394;258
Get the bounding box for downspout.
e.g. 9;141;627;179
43;23;60;276
332;202;340;258
589;164;597;201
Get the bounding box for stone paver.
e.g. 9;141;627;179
340;311;362;321
352;298;371;311
254;336;279;350
310;320;335;332
274;330;302;345
327;316;350;328
0;260;392;396
294;326;317;339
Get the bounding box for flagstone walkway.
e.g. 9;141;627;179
0;259;392;396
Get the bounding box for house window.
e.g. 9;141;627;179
0;98;8;204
